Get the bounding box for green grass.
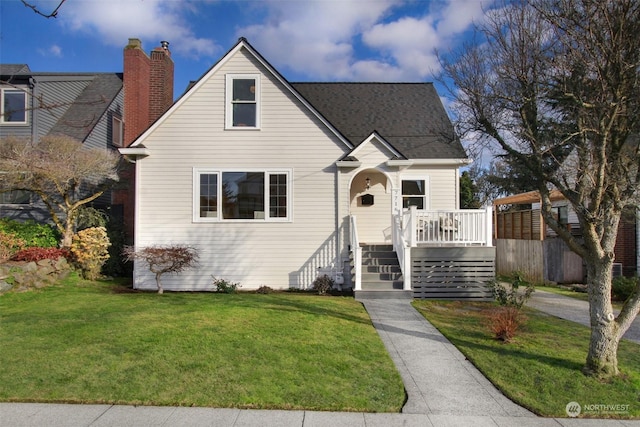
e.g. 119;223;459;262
0;274;404;411
537;285;589;301
412;300;640;418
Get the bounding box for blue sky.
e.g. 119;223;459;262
0;0;493;98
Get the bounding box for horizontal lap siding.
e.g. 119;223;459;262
425;167;457;210
134;49;347;291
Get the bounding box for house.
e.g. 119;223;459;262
493;190;639;282
120;38;495;298
0;65;123;220
0;39;174;239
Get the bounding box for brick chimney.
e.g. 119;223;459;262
123;38;174;146
118;38;174;245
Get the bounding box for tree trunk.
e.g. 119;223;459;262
584;256;620;378
61;220;75;249
155;272;164;294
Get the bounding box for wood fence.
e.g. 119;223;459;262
496;238;584;283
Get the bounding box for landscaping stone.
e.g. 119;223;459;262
0;258;72;292
0;280;13;293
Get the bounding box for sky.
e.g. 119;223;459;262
0;0;493;97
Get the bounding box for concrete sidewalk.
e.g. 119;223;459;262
2;297;639;426
526;289;640;343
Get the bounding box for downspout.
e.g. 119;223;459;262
29;77;36;143
636;207;639;276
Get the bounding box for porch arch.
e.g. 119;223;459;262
349;168;395;244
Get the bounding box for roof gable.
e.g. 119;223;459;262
127;38;352;149
292;82;467;160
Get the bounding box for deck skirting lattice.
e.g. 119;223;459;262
411;247;495;300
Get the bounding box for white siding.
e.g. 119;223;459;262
134;48;348;290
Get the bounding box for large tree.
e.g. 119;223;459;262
0;135;120;248
441;0;640;378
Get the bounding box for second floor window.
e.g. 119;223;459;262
1;89;27;124
226;74;260;129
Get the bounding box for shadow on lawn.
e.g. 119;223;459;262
232;293;374;327
449;336;585;372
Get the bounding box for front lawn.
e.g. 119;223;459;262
0;275;404;412
413;300;640;418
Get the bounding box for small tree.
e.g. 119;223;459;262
0;135;120;248
123;245;198;294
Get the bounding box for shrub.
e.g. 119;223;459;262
213;277;241;294
0;231;26;262
11;247;71;262
256;285;273;294
70;227;111;280
612;276;638;302
101;213;131;277
487;306;526;343
312;274;334;295
0;218;59;248
489;272;535;309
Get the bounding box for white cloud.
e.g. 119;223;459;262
38;44;63;58
237;0;490;81
239;0;400;80
59;0;218;58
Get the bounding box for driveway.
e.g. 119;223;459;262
526;289;640;343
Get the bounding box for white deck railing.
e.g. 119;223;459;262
399;206;493;247
349;215;362;290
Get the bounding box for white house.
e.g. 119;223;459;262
120;38;494;298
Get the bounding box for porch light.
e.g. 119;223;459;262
365;177;371;191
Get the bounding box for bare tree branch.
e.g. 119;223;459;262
21;0;66;18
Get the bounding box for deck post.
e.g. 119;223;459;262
485;206;493;247
403;246;412;290
409;205;417;247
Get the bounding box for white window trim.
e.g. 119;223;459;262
112;116;123;147
400;175;430;210
193;168;292;223
225;74;261;130
1;88;28;125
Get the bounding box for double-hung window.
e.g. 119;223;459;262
225;74;260;129
402;178;429;209
195;169;290;221
1;89;27;124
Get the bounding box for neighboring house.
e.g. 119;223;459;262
493;190;639;282
0;38;174;239
121;38;495;297
0;64;124;220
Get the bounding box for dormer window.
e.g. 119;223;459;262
1;89;27;125
225;74;260;129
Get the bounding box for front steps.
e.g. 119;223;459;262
354;244;412;300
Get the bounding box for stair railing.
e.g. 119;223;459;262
392;211;412;290
349;215;362;290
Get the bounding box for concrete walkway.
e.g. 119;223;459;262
2;297;639;426
526;289;640;343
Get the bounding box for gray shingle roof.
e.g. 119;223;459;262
292;82;467;160
0;64;31;75
48;73;123;142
